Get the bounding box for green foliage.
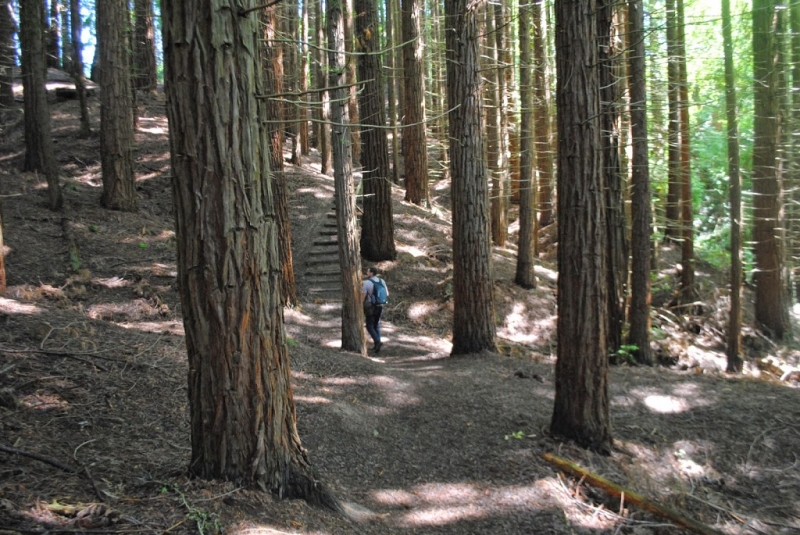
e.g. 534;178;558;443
504;430;525;440
610;344;639;366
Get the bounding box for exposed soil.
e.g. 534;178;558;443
0;83;798;535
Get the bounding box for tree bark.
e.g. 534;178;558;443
314;0;332;175
19;0;63;211
532;0;553;231
515;0;536;289
753;0;789;339
665;0;681;242
446;0;497;356
551;0;612;453
97;0;137;212
677;0;696;301
328;0;367;353
356;0;396;262
627;0;653;366
162;0;340;509
722;0;743;372
133;0;158;91
401;0;429;206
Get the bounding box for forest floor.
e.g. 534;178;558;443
0;83;798;535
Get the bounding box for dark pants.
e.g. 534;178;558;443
365;304;383;345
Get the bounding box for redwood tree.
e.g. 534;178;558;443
356;0;396;261
551;0;612;453
753;0;789;339
133;0;157;91
97;0;137;211
446;0;497;355
401;0;429;206
19;0;62;211
162;0;340;506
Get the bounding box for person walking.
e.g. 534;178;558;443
362;266;388;352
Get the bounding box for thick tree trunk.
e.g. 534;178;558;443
162;0;340;508
401;0;429;206
665;0;681;242
446;0;497;356
485;7;506;247
19;0;62;211
753;0;789;339
627;0;653;366
515;0;536;289
262;4;297;307
356;0;396;262
677;0;696;301
97;0;136;212
384;0;400;184
328;0;367;353
551;0;612;453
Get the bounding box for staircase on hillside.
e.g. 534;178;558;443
304;207;343;300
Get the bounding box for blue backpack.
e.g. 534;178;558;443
370;277;388;306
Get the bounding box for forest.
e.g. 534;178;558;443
0;0;798;534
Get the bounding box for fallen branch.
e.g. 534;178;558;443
541;453;725;535
0;443;77;473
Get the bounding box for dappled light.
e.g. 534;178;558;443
0;297;44;315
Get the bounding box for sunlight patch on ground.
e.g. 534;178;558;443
229;526;325;535
293;395;332;404
372;479;600;529
21;392;69;411
91;276;131;289
115;320;184;335
617;383;715;414
0;297;44;315
407;301;438;320
396;242;427;258
369;375;420;407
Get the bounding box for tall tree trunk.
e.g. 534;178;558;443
401;0;429;206
627;0;653;366
753;0;790;339
384;0;400;184
515;0;536;289
356;0;396;262
284;0;301;165
263;3;297;308
0;0;15;108
343;0;359;165
722;0;743;372
300;0;309;156
97;0;137;212
446;0;497;356
46;0;58;68
485;6;504;246
494;2;510;245
665;0;681;242
133;0;157;91
162;0;340;509
314;0;332;175
789;0;800;302
19;0;63;211
60;0;70;72
677;0;696;301
533;0;553;230
551;0;612;454
329;0;367;353
599;0;626;355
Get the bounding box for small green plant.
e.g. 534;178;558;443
139;242;148;248
286;337;298;348
165;484;224;535
610;344;639;365
504;430;525;440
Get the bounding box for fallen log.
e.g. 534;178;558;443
541;452;725;535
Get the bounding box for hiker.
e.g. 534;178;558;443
362;266;389;353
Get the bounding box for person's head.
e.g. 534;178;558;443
367;266;379;277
